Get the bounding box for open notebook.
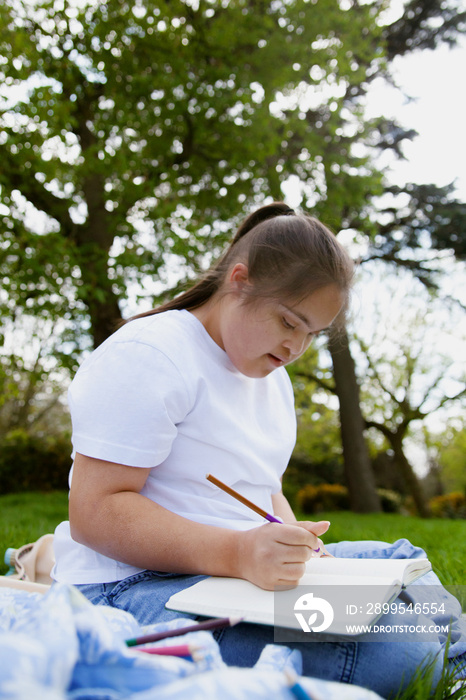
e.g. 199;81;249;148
166;557;431;636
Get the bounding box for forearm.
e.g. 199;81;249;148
68;454;328;589
271;490;297;523
70;489;241;577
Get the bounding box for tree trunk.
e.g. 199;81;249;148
77;246;123;348
74;205;122;349
87;288;123;348
328;330;382;512
390;433;431;517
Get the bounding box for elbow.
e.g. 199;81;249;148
69;513;88;546
69;497;95;547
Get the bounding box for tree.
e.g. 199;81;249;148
426;422;466;495
303;0;466;511
2;0;465;512
0;0;383;347
353;269;466;516
288;341;388;511
290;331;383;511
288;347;343;470
0;317;72;438
328;328;383;511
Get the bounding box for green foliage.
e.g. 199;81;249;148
286;347;344;481
297;482;349;512
0;323;74;441
370;182;466;268
0;429;71;494
391;639;465;700
297;483;404;514
376;487;404;513
383;0;466;61
0;0;387;346
428;423;466;494
429;492;466;520
352;269;466;516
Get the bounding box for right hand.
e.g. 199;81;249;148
236;520;330;590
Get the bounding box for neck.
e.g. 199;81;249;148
190;295;226;350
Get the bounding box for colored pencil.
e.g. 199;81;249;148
138;643;199;657
206;473;330;555
206;473;283;523
284;669;315;700
125;615;242;647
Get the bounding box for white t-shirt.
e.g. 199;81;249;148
52;309;297;584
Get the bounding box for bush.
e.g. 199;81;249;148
377;488;404;514
0;430;71;494
429;492;466;519
297;483;350;513
297;483;404;514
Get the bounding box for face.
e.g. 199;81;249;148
209;267;344;378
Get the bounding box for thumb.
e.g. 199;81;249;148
298;520;330;537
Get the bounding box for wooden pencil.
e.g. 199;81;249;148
206;474;331;556
126;615;242;647
206;473;282;523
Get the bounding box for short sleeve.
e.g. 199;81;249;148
68;339;193;467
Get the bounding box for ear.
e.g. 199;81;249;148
228;262;250;294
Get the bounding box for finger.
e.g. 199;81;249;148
275;562;309;588
298;520;331;536
278;543;315;563
274;580;300;591
276;533;323;556
274;523;322;547
284;560;307;576
308;540;334;558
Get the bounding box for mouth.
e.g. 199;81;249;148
267;353;287;367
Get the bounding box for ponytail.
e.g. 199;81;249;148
125;202;353;326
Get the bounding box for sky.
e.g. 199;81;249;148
365;33;466;201
3;2;464;476
354;30;466;471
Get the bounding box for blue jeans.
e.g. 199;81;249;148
76;539;466;698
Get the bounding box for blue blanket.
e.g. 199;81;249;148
0;583;384;699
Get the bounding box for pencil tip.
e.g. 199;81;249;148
229;616;244;626
284;668;296;684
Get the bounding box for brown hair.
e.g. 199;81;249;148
128;202;354;329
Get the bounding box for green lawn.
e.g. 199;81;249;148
0;493;465;698
1;492;464;588
295;509;466;588
0;491;69;574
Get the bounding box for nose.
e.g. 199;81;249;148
283;332;310;358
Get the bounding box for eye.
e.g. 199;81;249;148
282;316;295;330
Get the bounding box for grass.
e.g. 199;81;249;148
1;493;465;586
0;494;464;698
294;510;466;588
0;491;69;574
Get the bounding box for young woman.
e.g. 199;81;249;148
52;202;465;697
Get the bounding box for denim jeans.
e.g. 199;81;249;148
76;538;466;698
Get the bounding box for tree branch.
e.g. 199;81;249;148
293;370;336;395
2;146;76;236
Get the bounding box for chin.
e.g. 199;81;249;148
242;366;274;379
229;355;275;378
